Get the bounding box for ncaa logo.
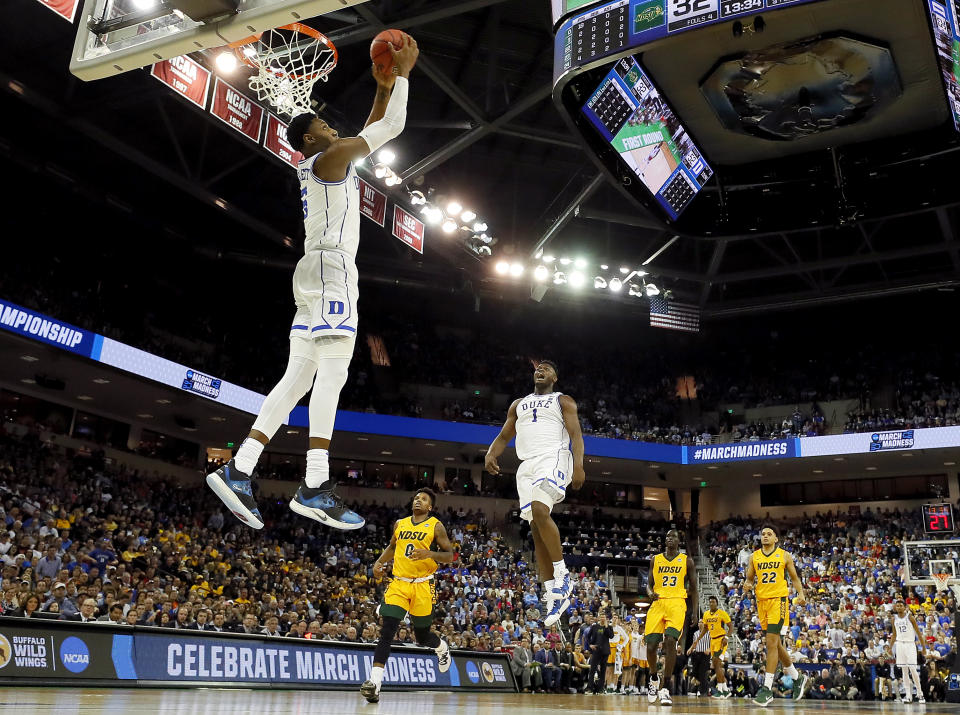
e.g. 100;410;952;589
481;662;495;683
465;661;480;684
0;634;10;669
59;636;90;673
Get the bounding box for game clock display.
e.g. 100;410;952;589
923;503;955;534
582;56;713;218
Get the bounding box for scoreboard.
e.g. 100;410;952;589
554;0;826;81
581;56;713;218
923;503;956;534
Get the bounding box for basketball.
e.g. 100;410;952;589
370;29;407;74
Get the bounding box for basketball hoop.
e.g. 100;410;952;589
230;24;337;117
933;572;953;594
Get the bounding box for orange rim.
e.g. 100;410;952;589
231;23;338;81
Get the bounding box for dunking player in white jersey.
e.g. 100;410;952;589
207;36;419;531
486;360;585;626
893;598;928;703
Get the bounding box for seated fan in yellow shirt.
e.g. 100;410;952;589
361;488;456;704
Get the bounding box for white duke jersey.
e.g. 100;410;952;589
291;155;361;337
514;391;569;460
894;614;916;643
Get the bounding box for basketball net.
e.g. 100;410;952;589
231;24;337;117
932;572;960;600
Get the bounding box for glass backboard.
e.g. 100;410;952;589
70;0;370;80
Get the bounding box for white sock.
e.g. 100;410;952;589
785;665;798;679
370;665;384;687
435;639;447;654
764;672;774;688
910;666;922;697
552;559;568;582
544;579;555;596
305;448;330;489
233;438;264;475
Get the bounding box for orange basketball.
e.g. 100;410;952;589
370;29;406;74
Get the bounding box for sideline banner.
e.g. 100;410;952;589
0;620;515;691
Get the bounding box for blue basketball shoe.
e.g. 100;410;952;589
289;483;365;530
205;459;264;529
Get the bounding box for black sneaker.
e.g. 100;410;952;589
360;679;380;703
289;482;365;530
205;459;263;529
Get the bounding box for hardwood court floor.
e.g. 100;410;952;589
0;688;956;715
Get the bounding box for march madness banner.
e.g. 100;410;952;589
34;0;79;22
210;78;264;142
392;205;425;254
263;114;303;167
150;57;210;109
359;179;387;226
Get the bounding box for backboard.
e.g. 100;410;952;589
70;0;370;81
902;539;960;586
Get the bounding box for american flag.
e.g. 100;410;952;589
649;296;700;333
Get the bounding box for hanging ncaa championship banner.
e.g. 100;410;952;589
392;205;425;254
263;114;303;167
34;0;79;22
210;78;264;142
358;179;388;226
150;57;210;109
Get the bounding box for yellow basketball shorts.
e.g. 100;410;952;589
643;598;686;637
711;635;728;658
756;596;789;634
383;578;434;618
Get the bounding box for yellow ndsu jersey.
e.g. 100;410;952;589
752;546;789;599
652;552;687;599
704;608;731;638
392;516;439;579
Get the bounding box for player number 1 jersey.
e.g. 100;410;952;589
514;391;569;460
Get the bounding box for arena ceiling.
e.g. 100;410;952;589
4;0;960;319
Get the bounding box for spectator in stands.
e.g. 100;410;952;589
535;640;561;692
99;603;125;624
42;582;78;616
510;636;540;692
7;592;41;619
67;598;99;623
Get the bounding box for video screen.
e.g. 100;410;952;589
551;0;605;24
582;56;713;219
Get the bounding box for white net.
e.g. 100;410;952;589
933;572;953;593
237;24;337;117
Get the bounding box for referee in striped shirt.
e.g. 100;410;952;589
685;618;711;696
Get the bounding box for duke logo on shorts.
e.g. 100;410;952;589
292;156;360;339
514;391;572;522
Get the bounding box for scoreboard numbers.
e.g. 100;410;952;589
721;0;763;17
667;0;719;32
923;503;956;534
569;0;630;66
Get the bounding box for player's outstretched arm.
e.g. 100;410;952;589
785;552;806;605
312;36;419;182
484;399;520;476
909;612;928;656
743;555;756;595
559;395;585;490
372;522;398;579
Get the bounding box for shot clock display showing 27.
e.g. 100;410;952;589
553;0;826;79
923;503;956;534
